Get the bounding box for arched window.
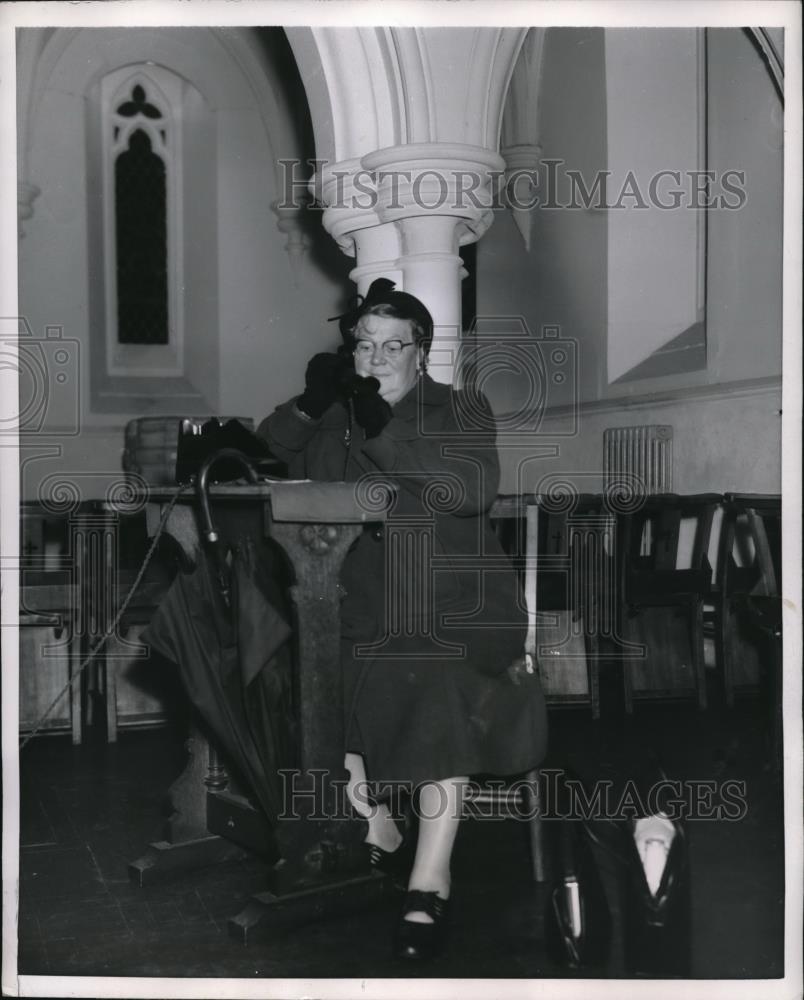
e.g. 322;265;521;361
113;85;169;345
100;66;185;378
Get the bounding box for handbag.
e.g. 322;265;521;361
545;819;612;970
621;817;691;977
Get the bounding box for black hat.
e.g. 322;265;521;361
330;278;434;353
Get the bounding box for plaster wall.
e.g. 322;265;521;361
476;27;783;494
496;385;781;497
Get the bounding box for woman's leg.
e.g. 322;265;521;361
344;751;403;852
405;775;467;923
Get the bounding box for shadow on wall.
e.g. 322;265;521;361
255;27;354;298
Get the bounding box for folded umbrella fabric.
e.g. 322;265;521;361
143;535;296;826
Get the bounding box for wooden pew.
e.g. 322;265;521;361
713;493;781;706
614;493;721;712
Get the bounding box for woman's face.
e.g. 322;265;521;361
352;313;423;406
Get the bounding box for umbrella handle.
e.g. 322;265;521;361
196;448;260;543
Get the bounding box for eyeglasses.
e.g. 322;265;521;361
353;339;417;360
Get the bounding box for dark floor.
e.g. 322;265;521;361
16;691;784;984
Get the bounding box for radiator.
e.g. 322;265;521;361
603;425;673;495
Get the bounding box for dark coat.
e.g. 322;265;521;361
258;374;547;786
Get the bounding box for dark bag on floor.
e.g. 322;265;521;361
621;820;691;977
545;819;612;970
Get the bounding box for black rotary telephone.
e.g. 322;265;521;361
175;417;286;486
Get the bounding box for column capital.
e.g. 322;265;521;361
500;143;543;173
271;201;311;286
500;143;542;251
315;143;505;255
18;181;41;239
364;142;503;243
314;156;382;256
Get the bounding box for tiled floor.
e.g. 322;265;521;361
15;690;785;983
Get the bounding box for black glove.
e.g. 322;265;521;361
345;375;393;439
297;352;352;419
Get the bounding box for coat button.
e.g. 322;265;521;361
371;525;384;541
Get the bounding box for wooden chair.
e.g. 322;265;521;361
494;493;605;717
484;496;552;881
713;494;781;707
487;493;612;876
19;579;82;744
95;508;175;743
614;493;722;713
19;503;83;743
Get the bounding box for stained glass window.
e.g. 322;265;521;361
116;84;163;120
115;129;168;344
112;83;169;345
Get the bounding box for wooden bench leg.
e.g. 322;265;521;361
717;600;735;708
586;628;601;719
622;617;635;715
105;659;118;743
692;602;708;711
69;636;82;746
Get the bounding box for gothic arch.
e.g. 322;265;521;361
18;26;309;236
285;26;527;165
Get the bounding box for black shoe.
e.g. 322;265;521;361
394;890;450;961
367;837;414;889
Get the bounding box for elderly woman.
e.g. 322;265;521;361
258;279;546;960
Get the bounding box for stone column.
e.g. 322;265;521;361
287;26;528;385
317;144;504;384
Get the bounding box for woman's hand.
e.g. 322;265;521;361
506;653;536;685
297;352;353;419
345;374;393;439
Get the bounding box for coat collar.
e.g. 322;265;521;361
391;372;451;420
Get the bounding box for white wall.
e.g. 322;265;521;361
706;28;784;383
476;26;782;496
605;29;704;383
477;27;609;408
496;384;781;496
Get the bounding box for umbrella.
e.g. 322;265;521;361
143;531;296;827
